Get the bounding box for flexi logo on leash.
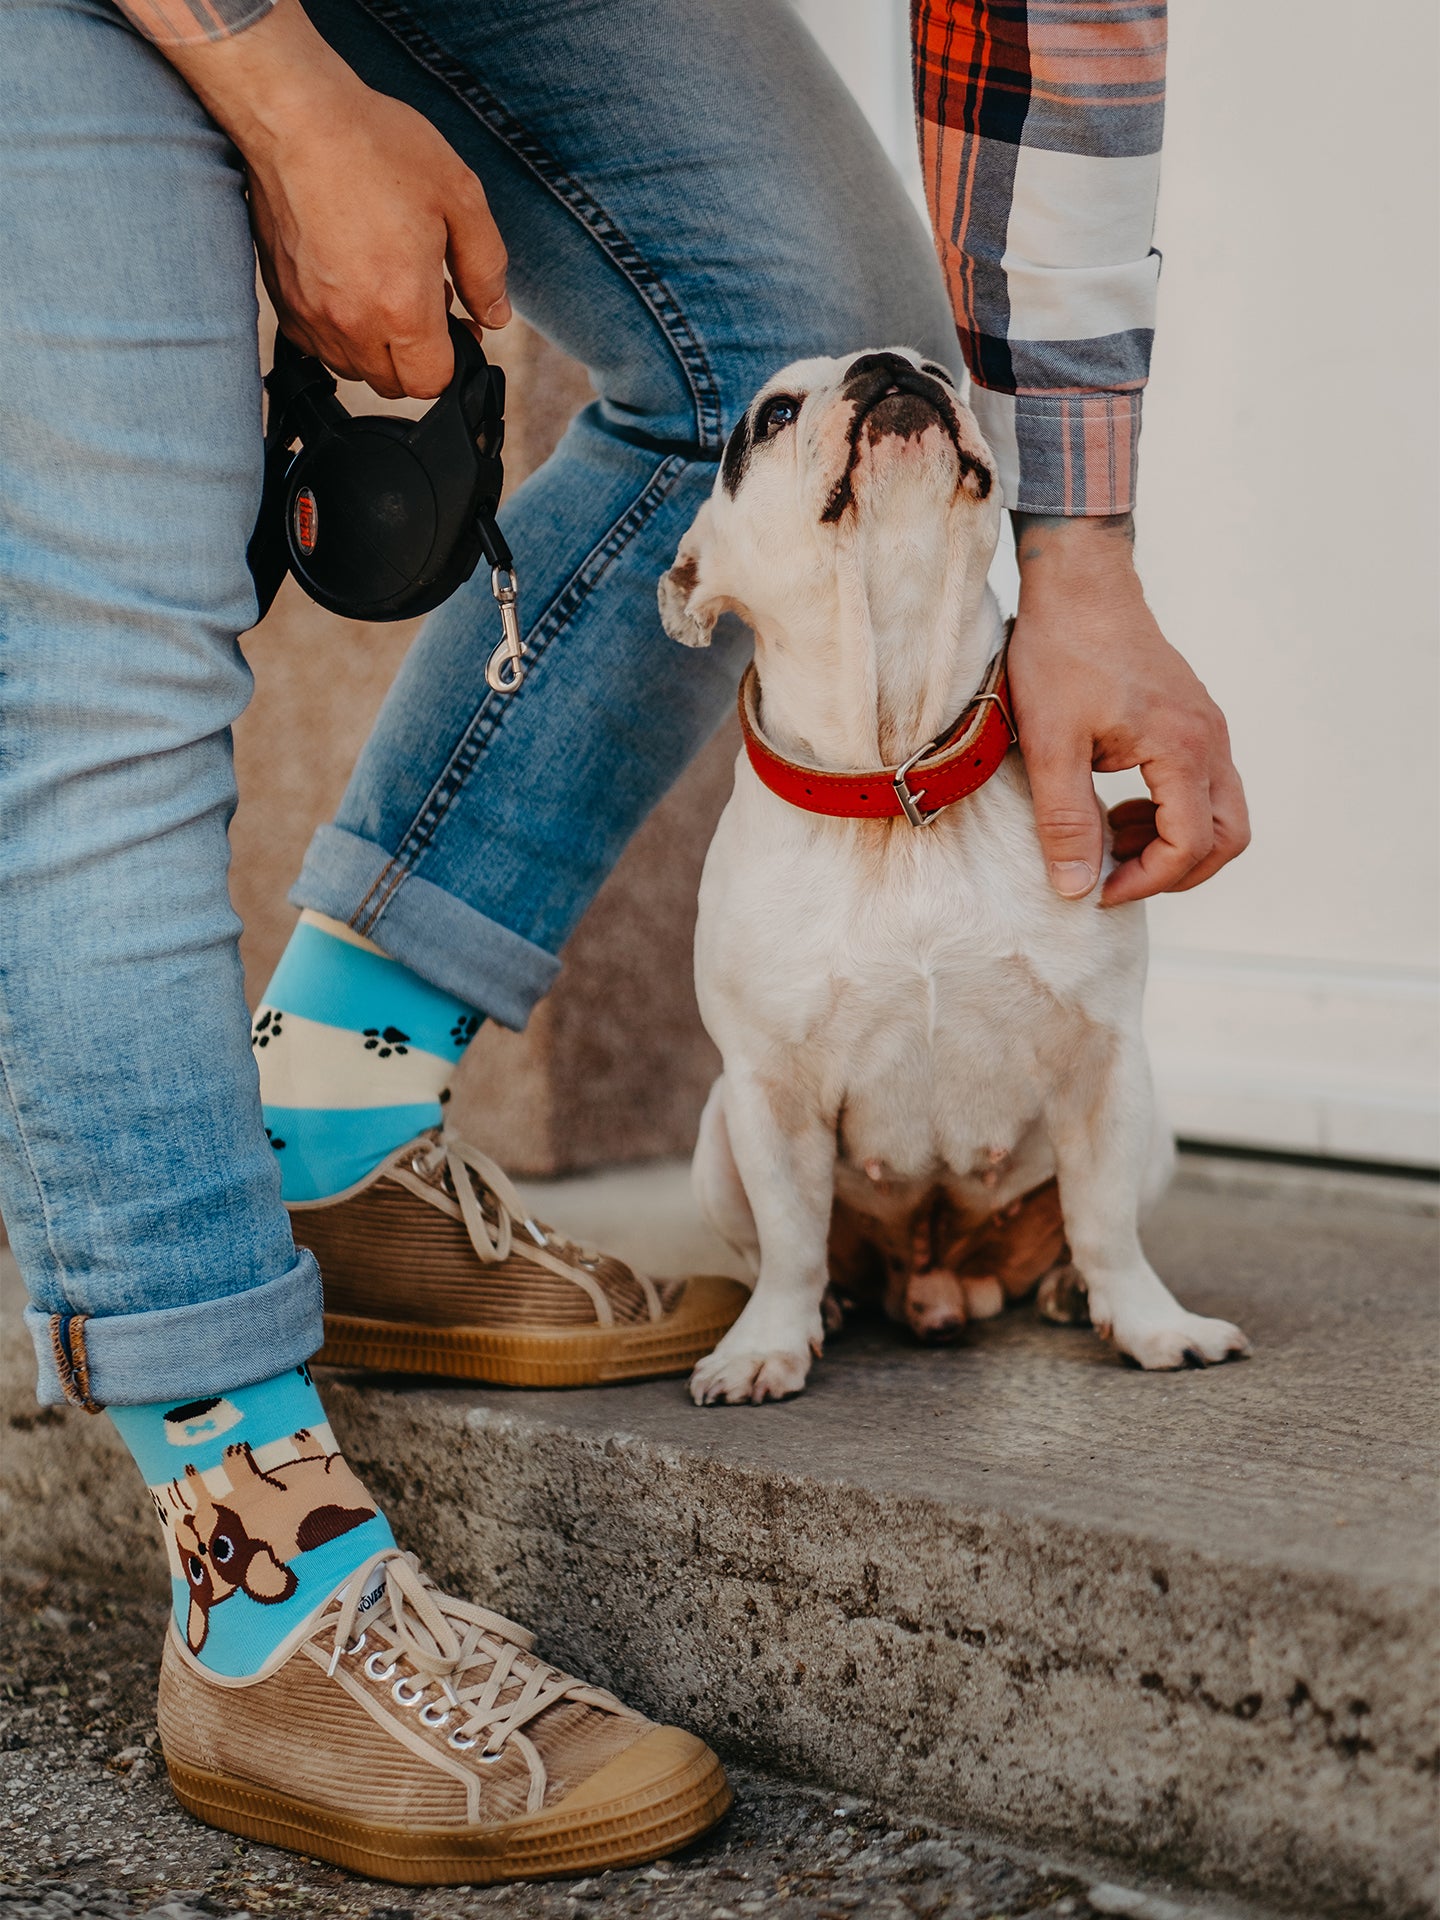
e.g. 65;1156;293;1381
248;315;528;694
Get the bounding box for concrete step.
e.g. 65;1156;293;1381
2;1157;1436;1918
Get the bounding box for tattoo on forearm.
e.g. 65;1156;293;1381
1012;512;1135;566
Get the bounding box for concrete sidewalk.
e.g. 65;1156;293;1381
2;1158;1436;1917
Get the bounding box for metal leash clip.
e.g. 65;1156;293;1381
484;566;526;693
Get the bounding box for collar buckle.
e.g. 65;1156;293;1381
893;739;943;827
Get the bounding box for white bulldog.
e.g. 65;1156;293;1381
659;349;1250;1405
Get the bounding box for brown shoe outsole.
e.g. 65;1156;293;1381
167;1725;732;1886
316;1273;750;1387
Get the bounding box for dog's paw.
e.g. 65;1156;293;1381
960;1274;1004;1321
690;1341;814;1406
902;1268;969;1344
1111;1309;1251;1371
1036;1262;1091;1326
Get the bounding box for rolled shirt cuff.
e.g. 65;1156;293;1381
970;386;1143;518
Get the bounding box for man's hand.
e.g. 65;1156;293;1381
162;0;509;399
1009;513;1250;906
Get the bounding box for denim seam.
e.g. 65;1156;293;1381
347;0;725;455
0;980;68;1309
352;451;692;938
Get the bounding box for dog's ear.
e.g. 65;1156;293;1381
658;504;724;648
185;1592;210;1653
243;1544;299;1605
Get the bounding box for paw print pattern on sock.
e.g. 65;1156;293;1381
450;1013;480;1049
265;1127;286;1153
363;1026;410;1058
251;1010;284;1049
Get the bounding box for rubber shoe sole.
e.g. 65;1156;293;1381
166;1724;732;1886
316;1274;749;1387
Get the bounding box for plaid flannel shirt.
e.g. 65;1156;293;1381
912;0;1166;516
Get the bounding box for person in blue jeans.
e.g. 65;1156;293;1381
0;0;1248;1880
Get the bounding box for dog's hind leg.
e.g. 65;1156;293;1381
691;1077;759;1279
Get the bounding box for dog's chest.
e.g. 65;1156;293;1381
823;933;1060;1185
698;772;1125;1184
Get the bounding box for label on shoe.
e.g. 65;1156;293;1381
353;1564;389;1624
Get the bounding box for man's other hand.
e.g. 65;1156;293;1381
1009;513;1250;907
162;0;509;400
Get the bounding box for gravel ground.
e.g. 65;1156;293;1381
0;1571;1238;1920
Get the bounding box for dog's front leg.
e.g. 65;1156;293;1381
689;1069;835;1406
1046;1033;1250;1370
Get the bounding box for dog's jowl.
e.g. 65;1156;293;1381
659;348;1250;1405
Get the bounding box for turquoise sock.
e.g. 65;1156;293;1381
109;1364;394;1677
254;912;481;1202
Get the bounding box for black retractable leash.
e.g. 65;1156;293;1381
248;315;527;693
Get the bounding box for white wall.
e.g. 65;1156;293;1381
796;0;1440;1166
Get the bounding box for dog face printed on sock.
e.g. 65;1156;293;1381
156;1427;376;1654
658;347;998;659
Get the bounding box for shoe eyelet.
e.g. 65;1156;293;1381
478;1745;506;1764
448;1729;479;1751
346;1633;368;1658
365;1650;399;1683
419;1700;452;1728
392;1675;427;1707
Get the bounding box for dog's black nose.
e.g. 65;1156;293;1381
845;350;917;392
843;352;950;415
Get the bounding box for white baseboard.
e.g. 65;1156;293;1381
1144;950;1440;1168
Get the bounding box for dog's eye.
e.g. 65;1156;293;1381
211;1533;235;1565
187;1555;206;1585
756;394;802;440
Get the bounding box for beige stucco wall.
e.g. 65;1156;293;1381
232;311;729;1175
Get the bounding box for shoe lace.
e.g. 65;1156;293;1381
405;1130;663;1326
325;1549;636;1813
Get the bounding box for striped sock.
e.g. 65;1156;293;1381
109;1363;395;1677
254;911;480;1203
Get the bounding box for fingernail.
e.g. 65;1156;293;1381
483;295;511;327
1050;860;1096;898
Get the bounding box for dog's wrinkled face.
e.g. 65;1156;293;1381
659;348;999;650
170;1474;298;1652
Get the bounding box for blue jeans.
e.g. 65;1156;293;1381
0;0;956;1406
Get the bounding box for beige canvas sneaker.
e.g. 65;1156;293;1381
290;1130;749;1387
159;1548;731;1885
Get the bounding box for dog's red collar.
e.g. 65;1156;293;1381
736;644;1016;827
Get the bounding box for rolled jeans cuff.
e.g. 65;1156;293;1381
25;1247;324;1410
291;824;561;1031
